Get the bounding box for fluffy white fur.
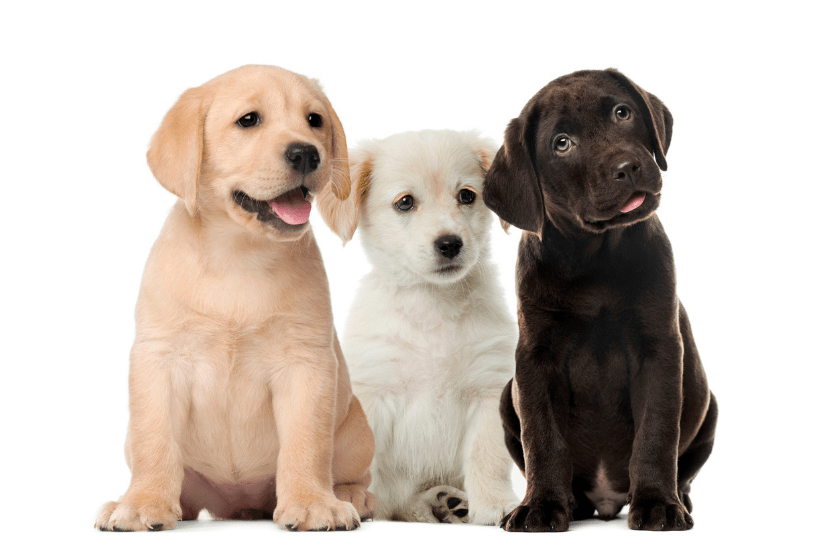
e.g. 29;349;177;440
318;130;520;524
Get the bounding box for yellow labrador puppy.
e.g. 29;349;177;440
95;65;376;532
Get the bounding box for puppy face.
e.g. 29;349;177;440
318;130;498;285
147;65;350;242
485;69;673;235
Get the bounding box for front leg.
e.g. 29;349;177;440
271;343;360;532
464;395;520;525
501;355;575;532
95;344;185;531
627;339;692;531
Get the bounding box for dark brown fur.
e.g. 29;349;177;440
484;69;716;532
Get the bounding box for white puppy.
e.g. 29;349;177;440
318;130;520;525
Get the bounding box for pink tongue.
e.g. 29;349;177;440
620;193;646;213
269;188;311;225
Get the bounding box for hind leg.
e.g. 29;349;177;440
332;395;377;521
500;378;525;475
678;392;718;513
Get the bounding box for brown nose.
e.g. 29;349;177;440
611;158;641;186
285;143;320;174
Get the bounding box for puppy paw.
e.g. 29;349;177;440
419;486;469;523
334;483;378;521
470;495;520;526
627;489;693;531
274;496;361;531
95;497;180;532
500;497;574;532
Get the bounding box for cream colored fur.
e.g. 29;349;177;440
318;130;520;524
95;65;375;532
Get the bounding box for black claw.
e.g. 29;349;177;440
437;491;447;500
285;523;298;531
447;497;462;509
453;508;468;518
112;526;129;532
677;520;682;527
149;524;164;532
550;522;556;531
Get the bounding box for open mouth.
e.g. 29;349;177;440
583;191;658;231
232;186;312;227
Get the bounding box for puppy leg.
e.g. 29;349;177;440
627;349;692;531
332;395;377;521
677;392;718;513
95;349;185;531
500;379;525;475
501;364;576;532
271;352;360;531
406;486;469;523
464;396;520;525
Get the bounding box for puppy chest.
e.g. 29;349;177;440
376;393;469;474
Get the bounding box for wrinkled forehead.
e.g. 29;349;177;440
533;76;638;137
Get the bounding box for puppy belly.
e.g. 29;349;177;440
583;463;628;520
364;393;466;515
182;468;276;518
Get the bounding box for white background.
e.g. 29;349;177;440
2;1;837;558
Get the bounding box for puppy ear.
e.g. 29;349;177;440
483;115;545;233
317;148;373;245
605;69;673;171
315;85;351;201
147;87;206;216
470;134;510;233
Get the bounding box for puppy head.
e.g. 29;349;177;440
318;130;498;285
484;69;672;235
147;64;350;242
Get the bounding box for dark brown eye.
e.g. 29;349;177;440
553;134;572;154
458;188;476;205
615;105;632;121
308;113;323;128
237;112;260;128
395;195;415;212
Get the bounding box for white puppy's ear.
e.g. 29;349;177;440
317;148;373;245
147;87;207;216
472;134;511;233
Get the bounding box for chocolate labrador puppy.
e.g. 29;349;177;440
484;69;716;532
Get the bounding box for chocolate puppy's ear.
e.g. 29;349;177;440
605;69;673;171
484;114;545;233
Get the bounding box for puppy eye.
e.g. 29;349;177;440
553;134;573;154
615;105;632;121
237;112;260;128
394;195;415;212
308;113;323;128
458;189;476;205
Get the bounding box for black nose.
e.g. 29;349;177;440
611;157;641;186
285;143;320;173
434;235;463;259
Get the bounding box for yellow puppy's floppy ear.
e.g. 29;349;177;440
317;148;373;245
147;87;207;216
310;81;351;202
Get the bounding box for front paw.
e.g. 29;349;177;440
95;497;180;532
628;489;693;531
499;497;574;532
274;496;360;531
